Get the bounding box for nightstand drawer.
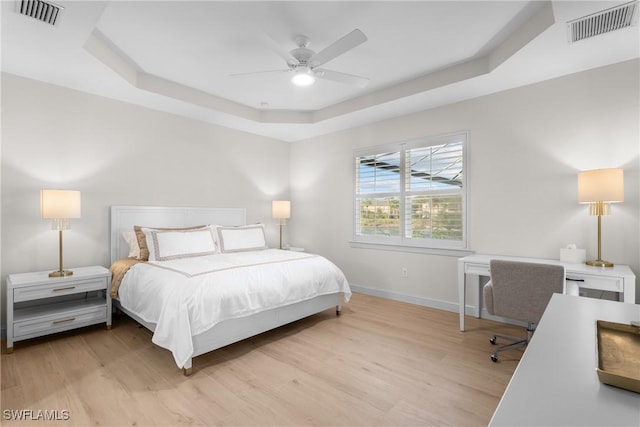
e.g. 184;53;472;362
6;266;112;351
13;277;108;302
13;305;107;339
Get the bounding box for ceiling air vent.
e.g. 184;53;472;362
567;0;638;43
16;0;63;26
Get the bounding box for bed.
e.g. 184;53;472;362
109;206;351;375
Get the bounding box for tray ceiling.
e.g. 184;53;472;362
2;1;638;142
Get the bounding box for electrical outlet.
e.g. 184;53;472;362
402;267;408;278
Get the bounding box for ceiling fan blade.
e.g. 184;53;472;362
229;69;290;78
310;29;367;68
261;33;298;67
315;69;370;88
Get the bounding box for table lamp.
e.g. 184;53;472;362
577;168;623;267
41;189;81;277
272;200;291;249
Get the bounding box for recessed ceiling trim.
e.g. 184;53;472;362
85;0;553;129
567;0;638;43
16;0;63;26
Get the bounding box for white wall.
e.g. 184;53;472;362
290;60;640;308
1;59;638;335
1;73;290;324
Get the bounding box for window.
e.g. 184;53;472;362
353;132;468;253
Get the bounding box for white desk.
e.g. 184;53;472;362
490;294;640;426
458;254;636;331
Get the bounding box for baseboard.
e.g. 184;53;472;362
349;284;460;314
479;310;527;327
349;284;526;327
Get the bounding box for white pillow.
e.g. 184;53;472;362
122;231;141;259
217;224;267;253
143;226;218;261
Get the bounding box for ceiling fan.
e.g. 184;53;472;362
232;29;370;88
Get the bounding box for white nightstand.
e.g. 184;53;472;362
6;266;112;353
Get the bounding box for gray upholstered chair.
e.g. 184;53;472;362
483;260;565;362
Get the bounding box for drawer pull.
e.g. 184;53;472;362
566;278;585;282
52;317;76;324
52;286;76;292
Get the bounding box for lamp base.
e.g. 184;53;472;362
49;270;74;278
585;259;614;268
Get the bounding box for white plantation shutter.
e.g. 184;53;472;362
355;151;402;240
404;140;464;243
354;133;467;250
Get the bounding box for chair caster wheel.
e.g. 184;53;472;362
490;336;497;345
491;354;498;362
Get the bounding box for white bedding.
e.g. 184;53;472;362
118;249;351;368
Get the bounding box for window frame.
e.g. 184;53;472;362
351;131;471;256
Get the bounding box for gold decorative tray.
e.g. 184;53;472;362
596;320;640;394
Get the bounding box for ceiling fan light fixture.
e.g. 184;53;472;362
291;67;315;86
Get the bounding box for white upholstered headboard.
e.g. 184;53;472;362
110;206;246;264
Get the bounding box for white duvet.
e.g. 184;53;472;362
118;249;351;368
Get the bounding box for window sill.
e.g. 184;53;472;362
349;241;473;257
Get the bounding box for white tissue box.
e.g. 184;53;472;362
560;248;586;263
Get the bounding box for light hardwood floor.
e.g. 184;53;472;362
1;292;524;426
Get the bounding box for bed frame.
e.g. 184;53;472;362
110;206;342;375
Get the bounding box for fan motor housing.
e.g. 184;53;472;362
290;47;315;64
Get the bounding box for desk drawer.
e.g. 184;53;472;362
567;275;623;293
13;306;107;338
13;278;108;302
466;263;491;276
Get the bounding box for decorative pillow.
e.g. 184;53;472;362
142;226;218;261
134;224;207;261
217;224;267;253
122;231;140;259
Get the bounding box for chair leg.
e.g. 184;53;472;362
490;322;536;362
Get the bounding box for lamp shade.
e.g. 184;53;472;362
272;200;291;219
41;189;81;219
578;168;624;203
